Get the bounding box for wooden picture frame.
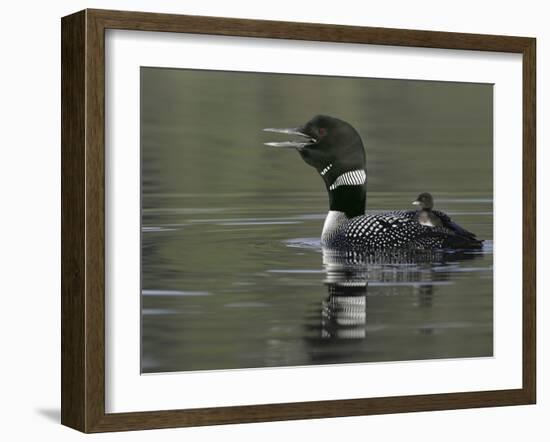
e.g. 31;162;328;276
61;8;536;433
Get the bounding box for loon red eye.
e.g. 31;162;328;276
319;128;327;136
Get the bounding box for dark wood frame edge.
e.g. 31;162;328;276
61;8;536;433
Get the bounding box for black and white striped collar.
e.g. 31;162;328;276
329;169;366;190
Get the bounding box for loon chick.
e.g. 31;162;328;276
413;192;479;240
412;193;443;227
263;115;482;251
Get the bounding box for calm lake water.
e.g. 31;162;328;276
141;68;493;373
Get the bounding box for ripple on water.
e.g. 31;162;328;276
219;221;301;226
284;237;322;250
142;308;178;315
142;226;180;232
142;290;211;297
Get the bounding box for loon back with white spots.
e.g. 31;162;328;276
263;115;483;251
321;209;462;251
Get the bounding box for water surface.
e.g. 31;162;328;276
141;68;493;373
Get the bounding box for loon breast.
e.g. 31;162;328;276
321;211;349;243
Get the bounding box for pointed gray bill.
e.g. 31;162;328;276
262;127;316;149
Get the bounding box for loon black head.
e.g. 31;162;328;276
412;192;434;210
263;115;366;218
264;115;365;181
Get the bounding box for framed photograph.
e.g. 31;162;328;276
61;9;536;433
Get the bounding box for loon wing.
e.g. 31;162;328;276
416;224;483;249
385;209;479;240
430;209;478;240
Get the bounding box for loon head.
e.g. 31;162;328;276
263;115;366;188
412;192;434;210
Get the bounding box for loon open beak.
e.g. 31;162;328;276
412;200;421;206
262;127;317;149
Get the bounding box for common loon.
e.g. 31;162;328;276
412;192;479;240
263;115;483;251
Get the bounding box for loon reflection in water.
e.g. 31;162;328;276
264;115;483;251
308;246;486;360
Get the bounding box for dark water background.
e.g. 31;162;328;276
141;68;493;373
